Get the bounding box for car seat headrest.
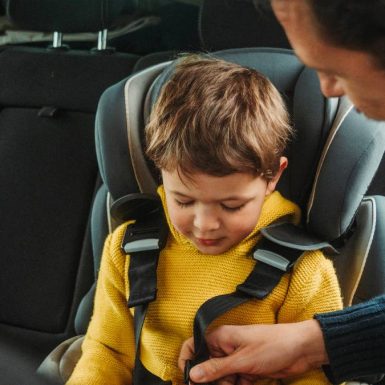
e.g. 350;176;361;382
95;47;385;243
4;0;126;33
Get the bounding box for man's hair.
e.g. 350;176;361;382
307;0;385;69
145;54;292;180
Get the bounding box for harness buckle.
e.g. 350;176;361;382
123;238;160;253
252;249;292;272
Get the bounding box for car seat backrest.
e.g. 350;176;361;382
96;48;385;306
199;0;291;51
0;0;140;364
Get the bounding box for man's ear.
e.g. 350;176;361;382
266;157;288;195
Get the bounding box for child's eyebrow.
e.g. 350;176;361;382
171;190;253;203
170;191;192;198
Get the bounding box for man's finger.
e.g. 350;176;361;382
189;355;241;383
178;337;195;371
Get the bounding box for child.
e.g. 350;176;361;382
67;55;342;385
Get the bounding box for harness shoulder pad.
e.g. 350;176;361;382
254;222;337;272
111;192;162;222
110;192;167;253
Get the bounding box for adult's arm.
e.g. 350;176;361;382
179;320;328;384
179;296;385;384
315;295;385;383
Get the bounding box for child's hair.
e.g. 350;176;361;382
145;54;293;180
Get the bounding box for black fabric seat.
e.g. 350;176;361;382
0;0;140;369
199;0;291;51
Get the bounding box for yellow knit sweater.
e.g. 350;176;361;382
67;188;342;385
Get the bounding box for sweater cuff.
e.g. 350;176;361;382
315;295;385;384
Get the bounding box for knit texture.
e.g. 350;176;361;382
67;188;342;385
316;295;385;383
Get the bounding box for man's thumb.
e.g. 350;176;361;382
189;357;233;383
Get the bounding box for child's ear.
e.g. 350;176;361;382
266;157;288;195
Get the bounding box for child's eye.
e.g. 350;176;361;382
221;203;245;212
175;200;194;208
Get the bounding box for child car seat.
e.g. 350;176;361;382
92;47;385;384
40;47;385;384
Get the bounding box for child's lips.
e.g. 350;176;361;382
196;237;223;246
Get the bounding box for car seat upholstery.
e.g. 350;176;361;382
0;0;141;371
37;47;385;385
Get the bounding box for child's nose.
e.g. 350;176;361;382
193;207;220;232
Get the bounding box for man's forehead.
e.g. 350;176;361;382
271;0;312;23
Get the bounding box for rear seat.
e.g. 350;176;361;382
0;0;140;367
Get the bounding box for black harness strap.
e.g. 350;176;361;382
123;209;170;385
132;304;172;385
184;238;305;385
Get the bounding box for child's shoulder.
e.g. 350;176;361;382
106;220;136;258
291;249;339;291
294;249;334;274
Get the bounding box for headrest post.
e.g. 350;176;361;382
97;29;108;51
52;31;63;48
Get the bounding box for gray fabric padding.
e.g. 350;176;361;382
332;197;378;306
74;284;96;335
37;335;84;384
308;114;385;239
95;62;168;199
90;184;109;277
289;67;337;206
354;196;385;304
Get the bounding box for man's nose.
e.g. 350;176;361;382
193;206;220;233
318;73;345;98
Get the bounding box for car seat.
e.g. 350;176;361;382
0;0;141;373
39;47;385;385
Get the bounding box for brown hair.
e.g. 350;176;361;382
145;54;292;180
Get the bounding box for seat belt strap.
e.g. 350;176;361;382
132;304;172;385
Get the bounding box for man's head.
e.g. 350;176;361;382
270;0;385;120
146;54;292;179
146;55;291;254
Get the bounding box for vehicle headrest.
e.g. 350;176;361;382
95;47;385;242
199;0;290;51
4;0;125;33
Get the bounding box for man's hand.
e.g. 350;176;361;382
178;320;328;384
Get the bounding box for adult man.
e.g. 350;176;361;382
178;0;385;384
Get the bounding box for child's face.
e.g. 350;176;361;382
162;160;286;255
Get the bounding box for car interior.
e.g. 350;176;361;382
0;0;385;384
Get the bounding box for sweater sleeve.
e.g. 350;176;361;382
66;225;136;385
315;295;385;384
277;250;343;385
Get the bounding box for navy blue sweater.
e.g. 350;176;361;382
315;295;385;384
